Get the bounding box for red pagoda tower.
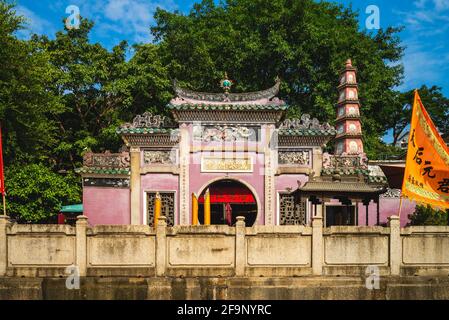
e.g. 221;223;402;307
334;59;364;155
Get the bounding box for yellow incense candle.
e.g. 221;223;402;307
204;189;211;225
192;192;199;225
154;192;161;227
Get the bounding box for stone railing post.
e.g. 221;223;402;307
76;215;88;277
0;216;9;276
156;216;167;276
312;216;323;275
130;146;141;225
388;215;401;276
235;216;246;276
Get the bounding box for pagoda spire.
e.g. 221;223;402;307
334;59;364;155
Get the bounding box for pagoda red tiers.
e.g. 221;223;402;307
77;60;415;227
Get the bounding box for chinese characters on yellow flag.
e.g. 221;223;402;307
402;91;449;209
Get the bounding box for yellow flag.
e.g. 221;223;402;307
402;91;449;209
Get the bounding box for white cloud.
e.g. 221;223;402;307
77;0;178;44
414;0;429;9
15;5;56;38
434;0;449;11
399;40;449;92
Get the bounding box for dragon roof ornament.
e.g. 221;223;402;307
119;112;175;130
170;77;285;106
279;114;335;132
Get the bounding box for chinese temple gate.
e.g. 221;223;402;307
77;59;415;227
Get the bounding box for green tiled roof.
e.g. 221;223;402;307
367;175;388;184
299;181;385;193
321;168;388;184
321;168;370;176
116;127;174;135
75;167;130;175
279;128;337;136
167;103;288;111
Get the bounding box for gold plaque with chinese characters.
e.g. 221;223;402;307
201;157;253;173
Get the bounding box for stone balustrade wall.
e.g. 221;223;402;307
1;215;449;278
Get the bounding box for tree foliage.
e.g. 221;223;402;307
0;1;62;164
408;205;448;226
385;85;449;146
5;164;81;223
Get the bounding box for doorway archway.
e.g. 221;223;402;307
197;179;258;226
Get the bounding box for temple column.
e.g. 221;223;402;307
312;147;323;177
130;146;141;225
179;124;190;225
264;124;276;225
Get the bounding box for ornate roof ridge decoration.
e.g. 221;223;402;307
82;150;130;169
322;153;368;171
167;103;288;111
279;114;336;133
278;129;336;137
170;77;285;106
320;153;388;186
118;112;176;130
76;167;130;176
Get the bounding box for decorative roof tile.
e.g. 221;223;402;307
76;167;130;175
167;103;288;111
170;77;285;106
117;112;177;135
116;127;174;135
278;115;337;136
279;128;336;136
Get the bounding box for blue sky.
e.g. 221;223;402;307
11;0;449;120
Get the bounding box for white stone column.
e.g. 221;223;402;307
312;215;323;275
388;215;401;276
0;215;9;276
235;216;246;276
130;146;141;225
76;215;88;277
156;216;167;276
264;124;276;225
316;204;324;218
178;124;190;225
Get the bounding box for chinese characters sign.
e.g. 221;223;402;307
402;91;449;208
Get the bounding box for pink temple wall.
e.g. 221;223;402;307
357;198;415;227
140;173;179;225
83;187;130;226
189;152;265;225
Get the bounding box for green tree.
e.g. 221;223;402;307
0;2;81;222
408;205;448;226
0;1;62;165
33;19;131;169
124;43;172;118
5;164;81;223
151;0;404;157
384;85;449;147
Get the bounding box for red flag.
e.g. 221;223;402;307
0;125;5;196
